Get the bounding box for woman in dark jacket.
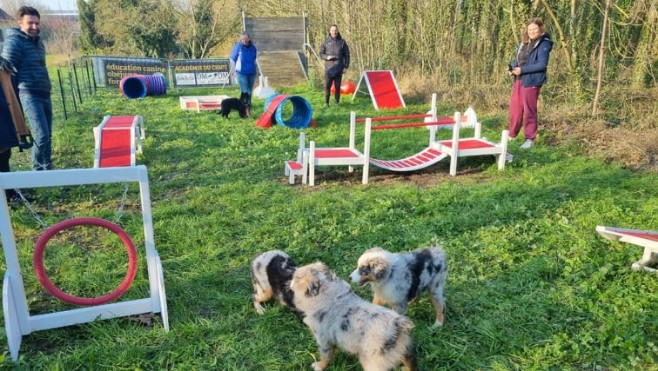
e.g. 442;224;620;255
509;17;553;149
319;24;350;106
0;57;21;201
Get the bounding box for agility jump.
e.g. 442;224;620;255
0;166;169;361
285;94;510;185
351;93;485;173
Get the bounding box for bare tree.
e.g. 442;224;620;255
592;0;611;116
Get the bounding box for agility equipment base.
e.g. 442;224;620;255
93;115;145;168
0;166;169;362
596;226;658;273
284;132;309;185
179;95;230;112
308;118;372;186
352;70;405;110
432;111;510;176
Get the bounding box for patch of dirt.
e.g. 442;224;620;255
542;111;658;172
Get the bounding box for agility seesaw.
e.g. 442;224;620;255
597;226;658;273
0;166;168;361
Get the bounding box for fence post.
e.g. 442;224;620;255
57;68;68;120
68;66;78;112
90;58;97;93
73;63;83;105
84;59;93;96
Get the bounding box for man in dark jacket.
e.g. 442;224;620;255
319;24;350;106
2;6;53;170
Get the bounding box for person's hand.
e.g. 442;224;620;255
511;67;521;76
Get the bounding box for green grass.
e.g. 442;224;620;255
2;83;658;370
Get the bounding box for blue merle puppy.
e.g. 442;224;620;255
349;246;448;328
250;250;297;314
290;262;417;371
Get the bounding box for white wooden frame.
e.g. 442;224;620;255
0;166;169;362
432;112;510;176
284;132;309;185
179;95;229;112
308;117;372;186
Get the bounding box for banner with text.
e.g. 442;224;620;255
169;59;231;87
92;57;167;87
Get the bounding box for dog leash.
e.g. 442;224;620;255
0;57;33;151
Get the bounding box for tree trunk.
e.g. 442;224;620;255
631;1;658;88
592;0;611;116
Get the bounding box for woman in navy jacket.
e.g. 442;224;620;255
509;18;553;149
0;57;21;201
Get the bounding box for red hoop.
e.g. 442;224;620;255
33;217;138;306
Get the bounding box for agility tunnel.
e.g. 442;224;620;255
119;73;167;99
257;94;313;129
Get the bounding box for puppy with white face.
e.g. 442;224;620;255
290;262;417;371
350;246;447;328
250;250;297;314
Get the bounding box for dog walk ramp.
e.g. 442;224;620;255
369;148;448;172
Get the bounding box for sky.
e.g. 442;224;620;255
50;0;77;11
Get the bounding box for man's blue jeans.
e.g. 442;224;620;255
19;92;53;170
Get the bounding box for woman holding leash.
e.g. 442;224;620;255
508;17;553;149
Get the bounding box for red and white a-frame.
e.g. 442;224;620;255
352;70;406;110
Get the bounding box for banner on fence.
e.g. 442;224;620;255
92;56;167;87
169;59;230;87
89;56;232;88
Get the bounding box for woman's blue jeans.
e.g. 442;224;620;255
19;92;53;170
237;72;257;104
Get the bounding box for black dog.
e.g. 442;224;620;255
220;92;250;118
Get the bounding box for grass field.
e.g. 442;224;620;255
1;82;658;370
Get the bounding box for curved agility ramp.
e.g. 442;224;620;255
369;148;447;172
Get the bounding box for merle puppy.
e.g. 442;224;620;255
250;250;297;314
220;92;250;118
349;246;448;328
290;262;417;371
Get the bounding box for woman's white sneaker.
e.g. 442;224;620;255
520;139;534;149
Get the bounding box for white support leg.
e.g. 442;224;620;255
449;112;461;176
309;141;316;186
498;130;509;170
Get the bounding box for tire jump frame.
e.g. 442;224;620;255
0;166;169;362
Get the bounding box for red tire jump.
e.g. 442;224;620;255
33;217;138;306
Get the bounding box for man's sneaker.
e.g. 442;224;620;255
520;139;534;149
